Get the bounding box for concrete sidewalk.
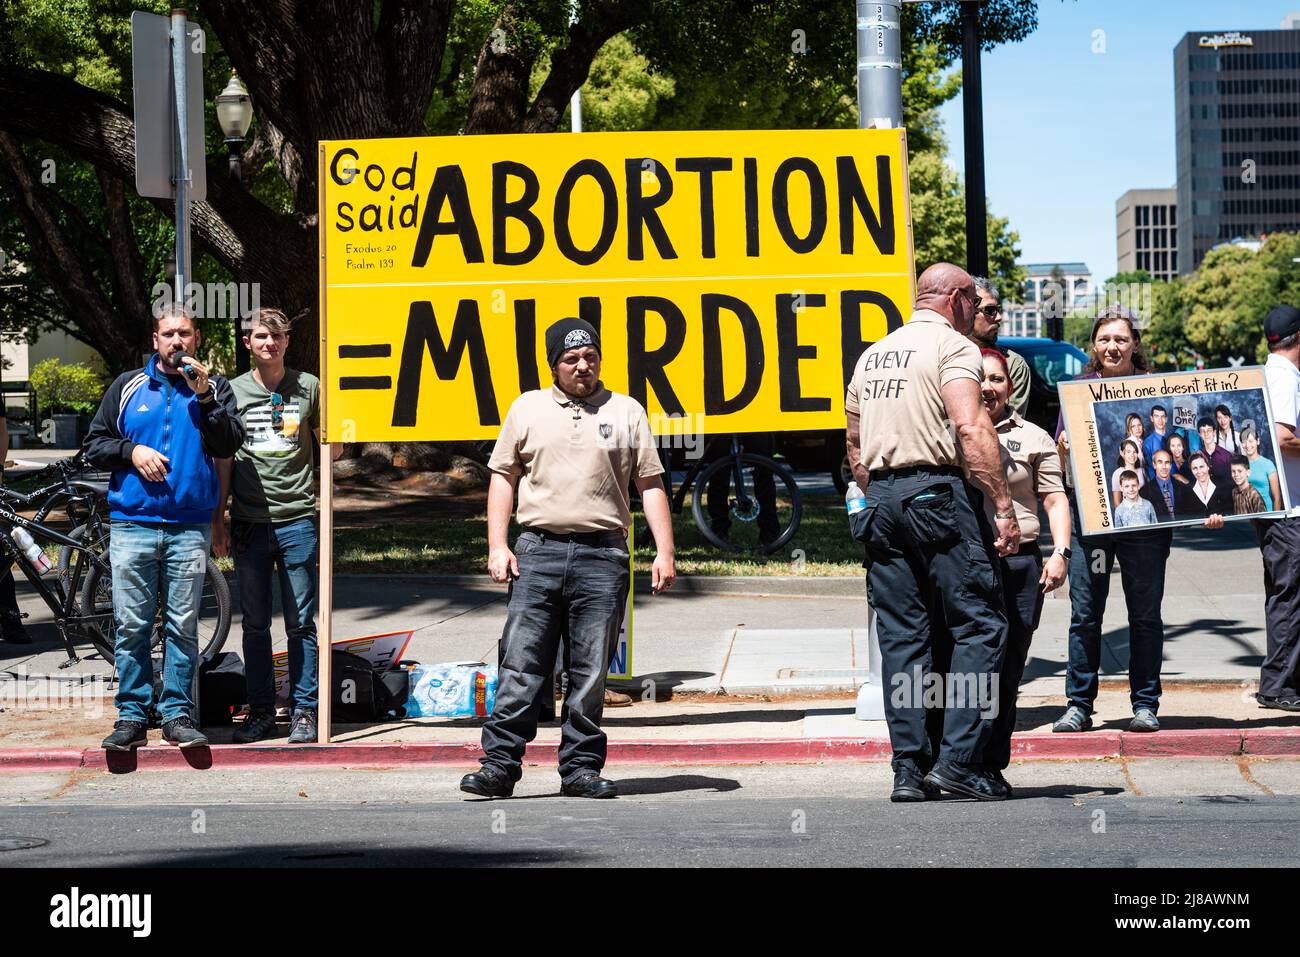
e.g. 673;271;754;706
1;522;1272;699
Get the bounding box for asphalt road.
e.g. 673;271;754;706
3;760;1298;868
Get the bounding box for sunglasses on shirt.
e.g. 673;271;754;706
270;392;284;429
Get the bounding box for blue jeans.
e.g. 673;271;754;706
1064;493;1172;715
233;518;319;712
111;521;211;724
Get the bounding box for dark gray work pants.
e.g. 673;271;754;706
480;529;630;784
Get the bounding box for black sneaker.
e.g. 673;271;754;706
287;709;318;744
1256;693;1300;712
232;710;278;744
101;720;147;751
0;610;31;644
459;764;515;798
891;767;940;802
161;715;209;749
560;771;618;799
924;761;1009;802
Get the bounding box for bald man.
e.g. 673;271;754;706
846;262;1019;802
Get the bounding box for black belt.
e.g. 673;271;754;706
521;527;627;547
869;465;964;482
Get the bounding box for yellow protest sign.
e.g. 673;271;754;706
318;128;914;441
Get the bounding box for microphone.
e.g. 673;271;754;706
172;350;197;379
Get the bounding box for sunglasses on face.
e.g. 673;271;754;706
977;304;1002;318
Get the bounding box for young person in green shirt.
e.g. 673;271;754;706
213;308;341;743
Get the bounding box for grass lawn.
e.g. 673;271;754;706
328;492;865;576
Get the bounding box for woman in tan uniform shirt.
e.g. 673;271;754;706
979;349;1072;784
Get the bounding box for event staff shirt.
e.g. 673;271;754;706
488;383;663;534
846;310;983;472
1266;352;1300;518
989;411;1063;543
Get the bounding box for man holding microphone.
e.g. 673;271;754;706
86;304;244;751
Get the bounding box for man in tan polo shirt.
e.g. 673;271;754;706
460;317;676;800
845;262;1020;803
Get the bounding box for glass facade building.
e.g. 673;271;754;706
1174;27;1300;272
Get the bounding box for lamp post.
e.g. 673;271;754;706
215;70;254;372
215;70;253;183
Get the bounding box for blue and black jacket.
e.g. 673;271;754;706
84;354;245;524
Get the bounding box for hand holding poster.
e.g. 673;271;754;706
1058;367;1293;535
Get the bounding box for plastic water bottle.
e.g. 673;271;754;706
845;480;866;516
11;527;52;575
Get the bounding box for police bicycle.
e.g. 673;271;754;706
1;456;231;667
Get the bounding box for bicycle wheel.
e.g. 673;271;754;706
56;524;116;660
78;541;232;664
691;453;802;554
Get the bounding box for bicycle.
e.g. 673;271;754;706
1;456;232;667
661;435;802;554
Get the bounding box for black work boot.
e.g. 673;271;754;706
561;771;618;799
101;720;148;751
459;764;515;798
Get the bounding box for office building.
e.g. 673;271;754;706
1003;263;1093;338
1174;22;1300;273
1116;188;1179;281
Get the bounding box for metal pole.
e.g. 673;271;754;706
961;0;988;277
856;0;903;129
569;0;583;133
170;8;191;308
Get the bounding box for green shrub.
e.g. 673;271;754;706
30;359;105;415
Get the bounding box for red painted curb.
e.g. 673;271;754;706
1242;728;1300;755
7;728;1300;772
1010;732;1124;760
1120;729;1245;757
0;749;84;772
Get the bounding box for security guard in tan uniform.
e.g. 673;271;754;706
846;263;1020;802
460;318;676;799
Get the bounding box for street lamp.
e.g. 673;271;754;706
215;70;253;182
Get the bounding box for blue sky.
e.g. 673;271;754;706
937;0;1300;283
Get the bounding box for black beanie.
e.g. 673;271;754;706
546;317;601;368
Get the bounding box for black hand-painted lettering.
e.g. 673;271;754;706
392;300;498;427
776;292;831;412
771;158;827;254
675;157;732;258
625;159;678;261
492;161;544;265
702;293;763;415
554;160;618;265
411;165;484;266
836;155;894;255
627;296;686;416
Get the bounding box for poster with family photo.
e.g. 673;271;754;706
1058;367;1293;536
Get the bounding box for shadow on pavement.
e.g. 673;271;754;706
614;774;742;796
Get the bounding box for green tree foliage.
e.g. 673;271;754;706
1;0;1043;377
1143;233;1300;369
30;357;105;414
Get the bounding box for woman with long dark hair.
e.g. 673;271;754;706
1054;307;1223;734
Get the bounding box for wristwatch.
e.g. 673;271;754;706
1053;546;1072;560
